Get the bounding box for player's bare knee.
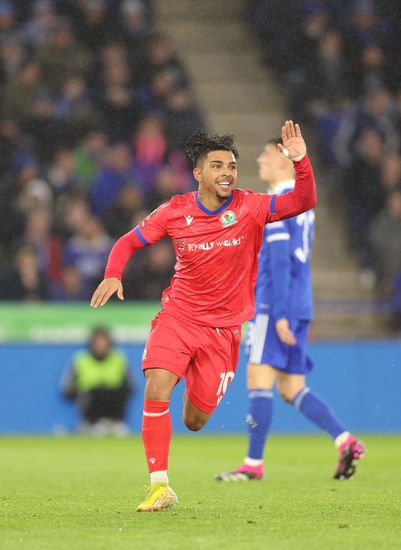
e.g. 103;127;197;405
278;384;304;403
277;384;295;403
247;363;277;390
144;373;173;401
279;389;294;403
183;416;205;431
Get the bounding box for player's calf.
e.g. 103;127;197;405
182;394;211;431
183;416;206;431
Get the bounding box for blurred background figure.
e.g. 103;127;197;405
60;326;135;436
0;243;49;301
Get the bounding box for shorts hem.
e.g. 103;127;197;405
186;391;215;415
142;360;184;381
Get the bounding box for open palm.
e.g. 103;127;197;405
277;120;306;161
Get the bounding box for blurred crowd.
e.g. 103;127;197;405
246;0;401;325
0;0;205;302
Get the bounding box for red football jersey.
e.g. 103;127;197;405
104;155;316;327
135;189;277;327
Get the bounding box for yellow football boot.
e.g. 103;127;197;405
136;482;178;512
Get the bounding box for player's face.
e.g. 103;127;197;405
194;150;237;203
257;144;282;183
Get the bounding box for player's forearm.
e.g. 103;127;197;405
273;156;316;220
104;229;144;280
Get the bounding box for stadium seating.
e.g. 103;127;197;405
0;0;205;302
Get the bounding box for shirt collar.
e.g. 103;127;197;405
195;192;234;215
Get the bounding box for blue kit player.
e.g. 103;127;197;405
215;139;365;481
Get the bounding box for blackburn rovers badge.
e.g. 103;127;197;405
220;210;237;227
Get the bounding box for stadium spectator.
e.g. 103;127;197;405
63;214;113;297
143;32;189;88
73;129;108;188
60;326;134;435
123;239;175;300
0;1;16;41
94;59;140;141
118;0;150;70
3;61;44;122
47;147;80;194
52;264;87;301
37;18;92;93
89;142;139;215
380;153;401;195
370;191;401;287
164;88;205;151
133;115;167;193
342;127;385;261
75;0;112;53
146;165;186;210
103;184;144;238
0;243;50;301
22;209;62;284
21;0;58;47
0;36;25;83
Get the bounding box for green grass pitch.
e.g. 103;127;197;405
1;435;401;549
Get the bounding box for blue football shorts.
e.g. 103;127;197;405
245;313;313;374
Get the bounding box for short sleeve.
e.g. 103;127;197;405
134;202;170;246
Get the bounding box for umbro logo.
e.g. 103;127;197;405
149;458;156;464
185;215;194;226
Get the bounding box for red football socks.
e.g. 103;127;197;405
142;399;172;473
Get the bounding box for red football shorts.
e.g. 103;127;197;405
142;311;242;414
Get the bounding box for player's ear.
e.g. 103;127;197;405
193;167;201;184
279;154;291;169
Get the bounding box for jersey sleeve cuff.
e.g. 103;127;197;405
104;270;122;280
135;226;150;246
293;154;309;166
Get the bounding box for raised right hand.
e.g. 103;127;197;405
90;277;124;308
277;120;306;161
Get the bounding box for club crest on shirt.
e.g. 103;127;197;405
220;210;237;228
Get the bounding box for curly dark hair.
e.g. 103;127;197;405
185;129;239;168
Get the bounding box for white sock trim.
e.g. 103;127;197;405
244;457;264;467
334;431;351;449
292;387;310;410
143;409;169;417
150;470;169;484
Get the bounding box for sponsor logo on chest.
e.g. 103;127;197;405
187;236;244;252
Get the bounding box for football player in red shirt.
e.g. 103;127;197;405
90;120;316;511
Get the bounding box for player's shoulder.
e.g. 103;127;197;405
233;188;270;211
235;188;260;197
146;193;195;220
168;191;197;210
233;188;264;203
